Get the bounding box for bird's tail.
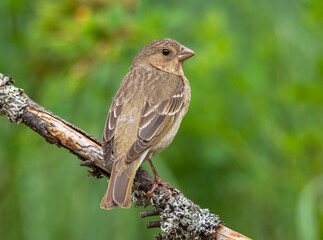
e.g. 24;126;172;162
100;158;139;210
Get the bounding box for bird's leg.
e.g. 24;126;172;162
146;157;170;198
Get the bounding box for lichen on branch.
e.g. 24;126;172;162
0;74;27;122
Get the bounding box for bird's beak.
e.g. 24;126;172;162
178;46;196;61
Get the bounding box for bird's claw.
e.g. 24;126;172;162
146;176;171;199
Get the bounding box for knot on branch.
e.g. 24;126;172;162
0;74;27;123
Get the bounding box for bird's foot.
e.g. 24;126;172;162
146;175;170;198
155;175;170;187
146;182;159;198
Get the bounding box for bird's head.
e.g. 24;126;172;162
131;38;195;74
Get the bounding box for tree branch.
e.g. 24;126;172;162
0;73;252;240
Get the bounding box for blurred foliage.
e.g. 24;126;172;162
0;0;323;239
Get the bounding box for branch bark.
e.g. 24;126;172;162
0;73;252;240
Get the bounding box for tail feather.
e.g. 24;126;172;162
100;169;118;210
100;159;138;210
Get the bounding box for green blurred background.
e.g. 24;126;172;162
1;0;323;239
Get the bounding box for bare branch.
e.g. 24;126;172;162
0;73;252;240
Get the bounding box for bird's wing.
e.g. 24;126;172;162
102;71;135;166
125;72;185;162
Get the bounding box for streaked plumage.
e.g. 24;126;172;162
100;38;195;210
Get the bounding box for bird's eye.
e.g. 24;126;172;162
162;49;170;56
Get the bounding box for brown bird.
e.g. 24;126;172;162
100;38;195;210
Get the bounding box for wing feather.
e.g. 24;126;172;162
125;84;185;163
102;71;136;166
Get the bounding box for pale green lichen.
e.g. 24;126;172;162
0;74;28;123
159;190;221;240
133;183;221;239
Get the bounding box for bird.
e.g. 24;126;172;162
100;38;195;210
